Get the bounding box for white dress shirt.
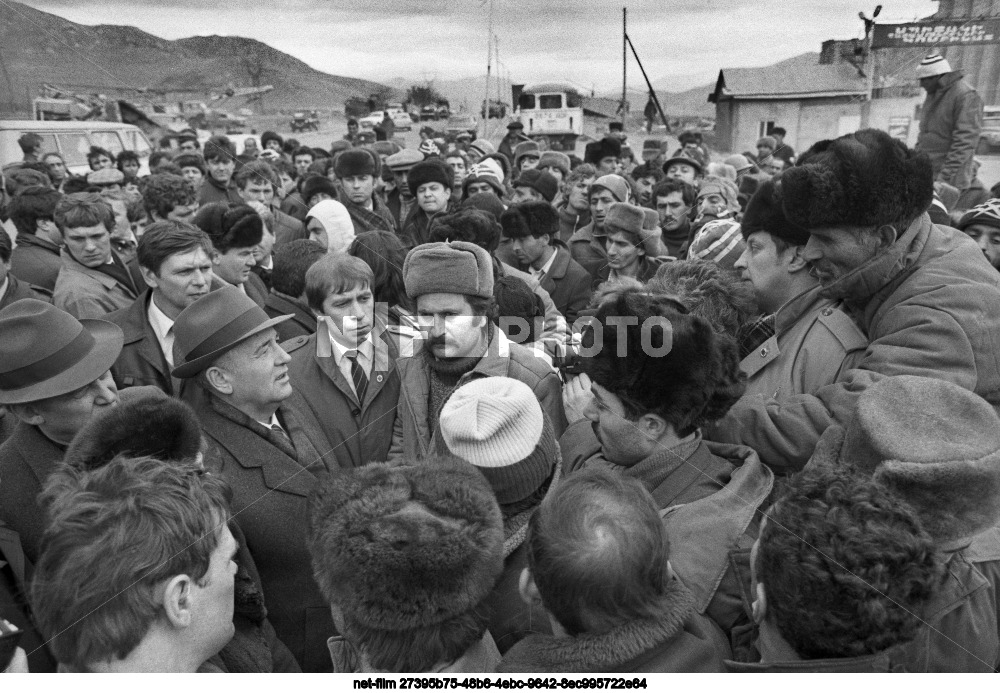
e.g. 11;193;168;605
531;249;557;280
325;320;374;397
146;296;177;369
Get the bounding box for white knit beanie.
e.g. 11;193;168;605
439;377;557;505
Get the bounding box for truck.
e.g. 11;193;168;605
512;82;584;152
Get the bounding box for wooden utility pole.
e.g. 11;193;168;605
621;7;627;117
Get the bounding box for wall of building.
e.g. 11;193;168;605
724;99;802;154
868;96;924;147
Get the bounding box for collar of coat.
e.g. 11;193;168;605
497;577;696;673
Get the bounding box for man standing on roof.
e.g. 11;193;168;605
915;52;983;192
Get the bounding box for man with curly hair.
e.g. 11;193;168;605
729;464;942;671
141;173;198;224
559;288;773;655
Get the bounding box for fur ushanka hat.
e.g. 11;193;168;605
780;128;933;230
808;375;1000;544
307;458;503;631
63;390;203;471
193;203;263;253
740;177;810;246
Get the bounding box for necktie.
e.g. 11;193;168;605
270;422;292;447
346;349;369;403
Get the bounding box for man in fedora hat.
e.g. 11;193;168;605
0;299;123;563
171;285;333;672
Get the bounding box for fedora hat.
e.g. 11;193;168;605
172;286;291;378
0;299;124;405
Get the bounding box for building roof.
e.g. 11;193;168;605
709;52;868;102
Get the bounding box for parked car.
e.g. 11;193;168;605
481;100;509;119
0;120;153;176
445;113;478;139
359;110;414;131
290;111;320;132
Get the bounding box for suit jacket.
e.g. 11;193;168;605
272;207;307;247
286;319;400;468
518;245;592;325
0;274;50;311
52;250;140;319
9;234;62;293
244;272;269;308
106;290;177;396
265;292;317;342
0;387;160;564
189;387;335;672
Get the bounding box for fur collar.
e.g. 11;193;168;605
497;578;695;672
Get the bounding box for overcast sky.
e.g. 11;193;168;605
22;0;939;91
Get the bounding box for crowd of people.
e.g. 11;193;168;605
1;67;1000;674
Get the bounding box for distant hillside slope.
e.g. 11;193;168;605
0;1;394;114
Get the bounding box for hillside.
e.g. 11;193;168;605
0;1;394;114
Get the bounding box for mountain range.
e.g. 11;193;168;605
0;1;392;115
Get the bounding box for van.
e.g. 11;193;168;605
0;120;154;175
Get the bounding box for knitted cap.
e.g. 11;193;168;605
537;151;571;177
724;154;754;173
334;149;377;178
589;174;629;203
688;219;746;270
514;168;558;202
408;159;454;196
916;52;952;79
439;377;558;505
307;457;503;631
958;199;1000;231
468;139;496;160
697;176;741;214
462;158;506;197
403;241;494;299
756;136;777;149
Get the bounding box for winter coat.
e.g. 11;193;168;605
709;214;1000;472
917;72;984;190
106;290;176;396
197;176;242;207
388;329;566;461
561;423;773;656
733;285;867;402
264;291;317;342
280;191;309;223
0;387;161;564
498;261;571;348
326;632;501;673
0;521;57;672
285;319;400;469
271;207;307;247
567;221;609;283
400;200;456;249
963;526;1000;670
9;233;61;293
514;244;593;325
498;577;728;673
0;274;49;311
556;204;590;243
189;387;335;672
343;196;398;235
956;177;990;211
53;249;141;319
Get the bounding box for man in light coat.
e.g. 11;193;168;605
915;53;984;192
710;129;1000;472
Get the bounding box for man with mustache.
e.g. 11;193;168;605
709;129;1000;472
106;220;215;396
388;241;565;460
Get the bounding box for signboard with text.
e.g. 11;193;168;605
873;19;1000;49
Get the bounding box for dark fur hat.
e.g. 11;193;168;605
807;375;1000;544
261;130;283;148
741;177;811;246
780;128;933;230
584;136;623;165
334;148;377;179
580;289;745;435
194;203;263;253
307;457;503;631
408;159;454;196
301;175;338;206
63;390;203;471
